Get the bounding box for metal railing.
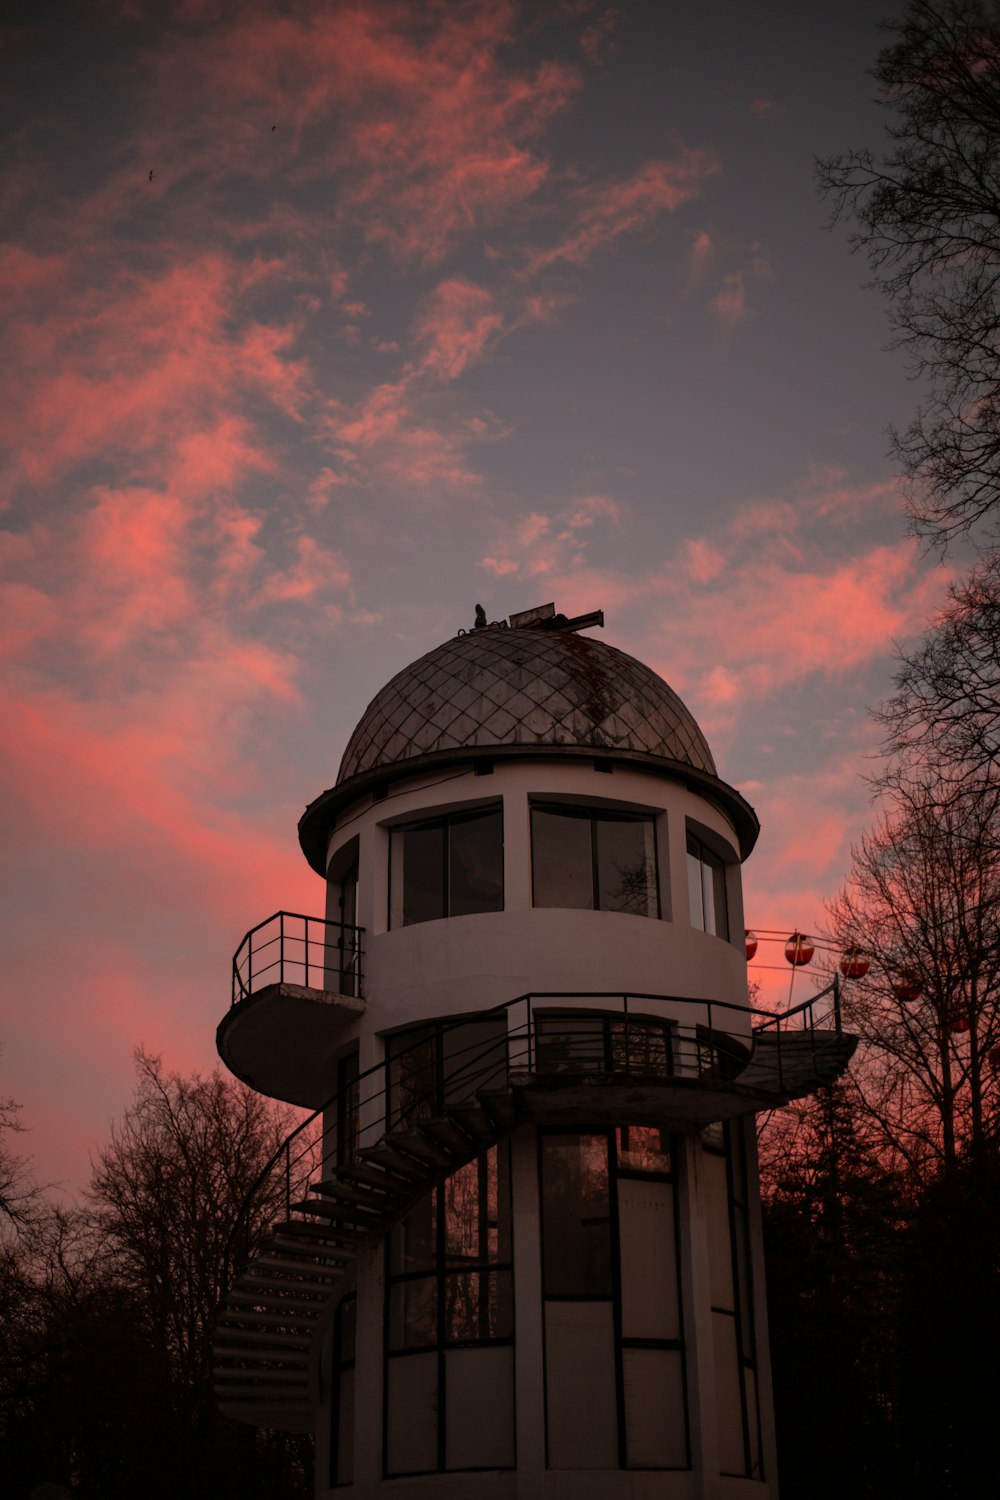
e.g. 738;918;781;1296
222;978;844;1286
231;911;365;1006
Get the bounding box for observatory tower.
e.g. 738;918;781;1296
214;604;854;1498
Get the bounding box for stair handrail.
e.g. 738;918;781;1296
221;978;845;1290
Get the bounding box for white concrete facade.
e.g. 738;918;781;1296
311;753;778;1499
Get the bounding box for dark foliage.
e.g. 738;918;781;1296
819;0;1000;545
0;1055;314;1500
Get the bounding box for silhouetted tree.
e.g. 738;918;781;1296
0;1052;317;1500
876;547;1000;804
819;0;1000;545
759;1086;904;1498
826;781;1000;1182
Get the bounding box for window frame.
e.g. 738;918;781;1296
685;825;732;940
538;1126;690;1472
530;801;662;919
382;1142;515;1478
388;803;504;929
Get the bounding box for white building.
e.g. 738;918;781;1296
214;605;854;1499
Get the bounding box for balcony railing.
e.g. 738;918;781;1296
223;979;847;1283
231;911;365;1006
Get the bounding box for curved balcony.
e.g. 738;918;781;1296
214;982;856;1429
217;912;366;1106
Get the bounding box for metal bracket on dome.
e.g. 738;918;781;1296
508;603;605;634
536;608;605;634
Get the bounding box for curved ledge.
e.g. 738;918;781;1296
216;982;365;1107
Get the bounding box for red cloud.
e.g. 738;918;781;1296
524;151;721;274
123;2;581;267
413;278;505;381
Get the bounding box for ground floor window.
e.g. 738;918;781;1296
701;1119;763;1479
384;1142;515;1476
539;1126;688;1471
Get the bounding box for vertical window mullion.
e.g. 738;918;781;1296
608;1127;628;1470
591;816;601;910
442;818;450;921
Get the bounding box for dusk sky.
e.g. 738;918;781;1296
2;0;956;1197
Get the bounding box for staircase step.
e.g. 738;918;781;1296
240;1264;344;1288
272;1220;366;1246
335;1162;409;1197
308;1179;395;1210
215;1332;313;1356
253;1251;349;1275
445;1102;497;1143
384;1128;456;1167
219;1309;319;1332
417;1116;475;1155
215;1367;310;1386
290;1197;382;1226
358;1142;433;1179
228;1288;328;1313
267;1235;356;1264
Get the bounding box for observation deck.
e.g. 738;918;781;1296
217;913;365;1106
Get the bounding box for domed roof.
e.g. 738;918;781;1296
336;626;717;784
298;619;759;872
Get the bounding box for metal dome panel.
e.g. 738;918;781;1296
336;628;716;784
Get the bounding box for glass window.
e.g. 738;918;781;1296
686;831;729;939
532;804;659;916
390;807;503;927
385;1143;514;1476
540;1129;688;1472
387;1017;509;1128
540;1134;612;1296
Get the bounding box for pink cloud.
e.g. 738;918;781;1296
0;251;309;501
413;278;505;380
124;3;581;267
711;270;747;324
688;229;713;284
524;151;721;274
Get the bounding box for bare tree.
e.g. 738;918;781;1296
818;0;1000;545
877;546;1000;802
826;781;1000;1181
88;1050;305;1407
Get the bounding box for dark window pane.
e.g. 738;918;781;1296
444;1270;513;1342
388;1027;437;1127
398;823;446;926
535;1015;606;1074
597;817;656;915
616;1125;671;1174
390;1188;438;1276
449;810;503;917
609;1020;671;1077
444;1145;510;1267
445;1156;485;1265
541;1134;612;1296
388;1277;437;1351
441;1017;508;1105
532;808;594;909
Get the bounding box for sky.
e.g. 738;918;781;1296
1;0;955;1198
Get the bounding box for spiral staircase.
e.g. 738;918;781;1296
213;986;855;1431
